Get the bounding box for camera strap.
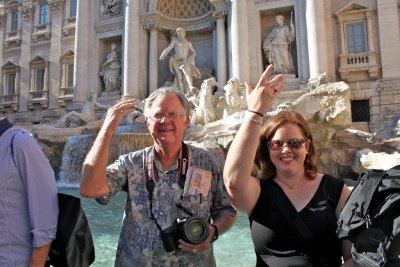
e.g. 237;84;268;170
144;142;190;232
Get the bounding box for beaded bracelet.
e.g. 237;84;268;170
248;118;262;125
247;109;264;118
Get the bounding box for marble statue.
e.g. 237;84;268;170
55;90;110;128
159;28;201;95
263;14;296;74
221;77;242;118
99;43;121;93
100;0;122;16
191;77;218;125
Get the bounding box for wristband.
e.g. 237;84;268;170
210;224;219;243
248;118;262;125
247;110;264;118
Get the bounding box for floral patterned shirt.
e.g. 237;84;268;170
97;144;236;267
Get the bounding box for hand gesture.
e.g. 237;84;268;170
101;98;137;135
245;65;284;116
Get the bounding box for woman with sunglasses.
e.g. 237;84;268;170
224;65;354;266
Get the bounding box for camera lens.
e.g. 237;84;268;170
183;217;209;244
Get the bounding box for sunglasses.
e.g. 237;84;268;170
268;138;307;151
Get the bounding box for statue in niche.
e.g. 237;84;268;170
191;77;218;125
99;43;121;94
55;90;110;128
159;28;201;95
263;13;296;74
100;0;122;16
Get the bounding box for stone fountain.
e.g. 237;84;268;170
31;74;400;185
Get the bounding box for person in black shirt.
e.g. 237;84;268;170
223;65;354;266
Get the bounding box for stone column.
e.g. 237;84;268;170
73;0;90;104
18;3;34;112
44;62;49;91
377;0;400;79
306;0;328;79
230;0;249;82
295;1;309;81
48;1;63;109
213;10;227;87
0;10;5;93
147;25;158;94
366;13;375;52
338;19;346;54
123;0;141;99
15;67;20;96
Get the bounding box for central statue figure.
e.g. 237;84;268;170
160;28;201;95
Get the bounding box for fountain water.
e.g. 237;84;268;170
58;124;153;186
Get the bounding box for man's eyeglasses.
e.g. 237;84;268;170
148;112;186;122
268;138;307;151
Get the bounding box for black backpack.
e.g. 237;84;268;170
336;165;400;267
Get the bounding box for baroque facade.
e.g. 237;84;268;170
0;0;399;138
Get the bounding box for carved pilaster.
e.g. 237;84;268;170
0;7;6;27
19;3;34;20
48;0;65;12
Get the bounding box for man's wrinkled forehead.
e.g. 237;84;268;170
152;94;184;110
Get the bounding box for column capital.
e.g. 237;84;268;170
48;0;65;13
210;0;227;19
0;7;6;27
144;23;160;32
19;3;33;20
212;10;226;20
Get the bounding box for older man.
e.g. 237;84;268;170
81;88;236;266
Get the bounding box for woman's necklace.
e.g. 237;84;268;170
274;177;299;190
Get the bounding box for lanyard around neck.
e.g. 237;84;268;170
145;142;189;194
144;142;190;231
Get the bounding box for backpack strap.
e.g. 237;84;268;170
337;169;386;239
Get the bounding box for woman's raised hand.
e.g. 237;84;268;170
245;65;284;116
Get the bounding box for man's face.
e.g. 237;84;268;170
146;93;189;147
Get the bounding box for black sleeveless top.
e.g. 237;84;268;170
249;175;344;267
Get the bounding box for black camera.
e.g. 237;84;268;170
161;217;210;252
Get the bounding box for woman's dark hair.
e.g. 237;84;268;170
255;110;319;180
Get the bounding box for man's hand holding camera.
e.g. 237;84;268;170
178;224;218;254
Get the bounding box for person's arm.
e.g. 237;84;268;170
336;185;355;266
30;243;52;267
208;214;236;241
92;98;111;110
223;65;284;214
80;98;136;198
159;39;175;59
13;131;58;264
341;239;355;266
